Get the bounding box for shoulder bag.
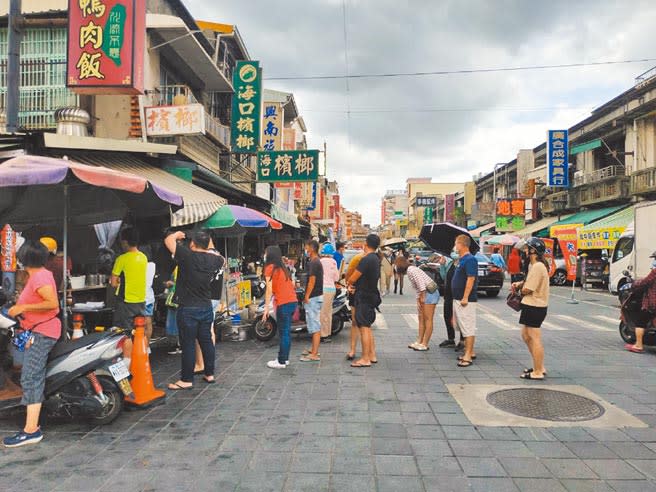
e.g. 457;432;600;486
506;289;523;312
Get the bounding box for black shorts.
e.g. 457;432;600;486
519;305;548;328
626;309;654;328
354;302;376;327
113;300;145;332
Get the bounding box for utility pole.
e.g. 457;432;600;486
6;0;23;133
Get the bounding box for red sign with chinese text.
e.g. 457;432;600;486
551;226;579;281
67;0;145;94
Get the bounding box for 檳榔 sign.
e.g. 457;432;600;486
230;61;262;153
257;150;320;183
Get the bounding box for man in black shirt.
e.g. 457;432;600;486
348;234;381;367
301;240;323;362
164;230;222;389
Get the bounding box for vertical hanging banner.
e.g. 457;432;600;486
231;61;262;153
542;238;556;278
550;225;582;281
262;102;283;151
547;130;569;187
444;194;456;223
67;0;145;94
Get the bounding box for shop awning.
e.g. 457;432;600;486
469;222;495;238
270;204;300;228
62;152;226;227
514;215;572;238
538;205;626;237
577;206;633;249
570;138;602;155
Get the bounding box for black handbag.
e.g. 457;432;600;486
506;290;523;312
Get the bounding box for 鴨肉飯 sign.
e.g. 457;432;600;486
257;150;320;183
231;61;262;153
67;0;145;94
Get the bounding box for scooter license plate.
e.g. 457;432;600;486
108;360;130;382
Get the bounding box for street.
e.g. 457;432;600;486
1;284;655;492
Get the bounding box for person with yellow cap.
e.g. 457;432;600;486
39;237;72;293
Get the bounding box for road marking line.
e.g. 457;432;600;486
402;313;418;329
553;314;614;332
481;312;519;331
550;292;618;309
374;314;388;330
541;320;568;331
593;314;621;326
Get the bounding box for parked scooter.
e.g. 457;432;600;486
618;270;656;347
253;288;351;341
0;289;132;424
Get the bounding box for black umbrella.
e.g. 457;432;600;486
419;222;480;255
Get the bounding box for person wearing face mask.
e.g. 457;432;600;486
624;251;656;354
436;251;464;350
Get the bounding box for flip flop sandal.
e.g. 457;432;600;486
626;346;644;353
346;353;355;361
458;355;476;361
168;382;193;391
302;349;320;356
300;356;320;362
350;362;371;368
520;372;545;380
457;360;473;367
523;368;548;376
371;360;378;364
202;377;216;384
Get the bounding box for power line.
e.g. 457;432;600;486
265;58;656;81
303;105;596;114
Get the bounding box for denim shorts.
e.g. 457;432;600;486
20;333;58;405
144;303;154;317
305;296;323;334
425;290;440;305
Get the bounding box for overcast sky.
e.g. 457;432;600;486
188;0;656;225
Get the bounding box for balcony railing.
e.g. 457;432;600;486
574;165;625;187
630;167;656;195
151;85;230;148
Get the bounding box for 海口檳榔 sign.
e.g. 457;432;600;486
67;0;145;94
547;129;569;187
231;61;262;153
257;150;320;182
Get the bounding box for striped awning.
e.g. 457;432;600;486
63;153;226;226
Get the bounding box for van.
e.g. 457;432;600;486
609;223;634;295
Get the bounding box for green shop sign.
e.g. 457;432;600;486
257;150;320;182
231;60;262;153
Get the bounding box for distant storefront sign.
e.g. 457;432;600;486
144;103;204;136
547;129;569;187
495;198;526;231
257;150;320;182
262;102;283;151
231;60;262;153
416;196;437;208
444;194;455;223
67;0;145;94
577;226;625;250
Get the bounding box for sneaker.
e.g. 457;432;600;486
267;360;288;369
321;336;332;343
438;339;456;348
3;428;43;448
408;341;420;350
414;344;429;351
167;346;182;355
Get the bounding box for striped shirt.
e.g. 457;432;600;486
406;265;434;299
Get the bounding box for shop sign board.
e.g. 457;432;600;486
416;196;436;207
495;198;526;231
577;226;625;250
444;194;455;223
231;61;262;153
144;103;205;136
262;102;283;151
257;150;320;182
547;130;569;187
67;0;145;94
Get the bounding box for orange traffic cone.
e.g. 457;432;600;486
71;313;84;339
124;316;165;407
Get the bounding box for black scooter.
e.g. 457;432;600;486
618;271;656;348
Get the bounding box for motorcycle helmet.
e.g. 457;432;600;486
39;236;57;254
650;251;656;258
320;243;336;256
525;237;546;256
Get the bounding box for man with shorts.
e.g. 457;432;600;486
300;240;323;362
111;228;147;366
348;234;381;368
451;234;478;367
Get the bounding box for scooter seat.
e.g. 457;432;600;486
48;332;109;361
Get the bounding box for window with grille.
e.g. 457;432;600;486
0;27;78;130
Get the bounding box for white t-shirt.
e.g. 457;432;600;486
145;262;156;305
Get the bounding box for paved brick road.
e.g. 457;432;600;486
1;285;655;491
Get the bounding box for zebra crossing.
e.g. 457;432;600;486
377;307;620;333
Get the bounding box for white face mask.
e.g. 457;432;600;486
651;260;656;270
